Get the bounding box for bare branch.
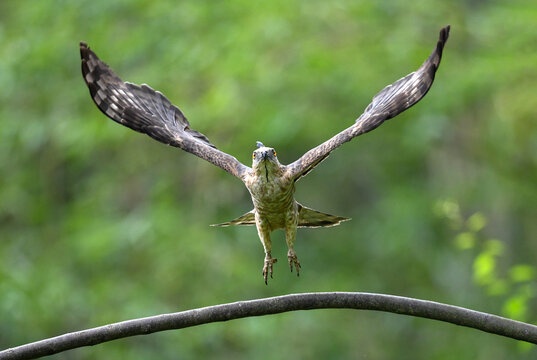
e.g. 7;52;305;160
1;292;536;359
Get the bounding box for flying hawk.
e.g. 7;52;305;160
81;26;450;284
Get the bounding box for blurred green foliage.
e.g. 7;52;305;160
435;199;536;324
1;0;537;358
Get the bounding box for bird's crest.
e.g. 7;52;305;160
256;141;264;148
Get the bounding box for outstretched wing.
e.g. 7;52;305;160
80;43;250;180
286;25;450;182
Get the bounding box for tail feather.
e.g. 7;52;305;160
211;204;350;228
211;210;256;227
297;203;350;228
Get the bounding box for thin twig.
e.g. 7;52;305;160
1;292;536;359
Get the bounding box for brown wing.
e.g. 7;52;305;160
286;25;450;182
80;42;250;180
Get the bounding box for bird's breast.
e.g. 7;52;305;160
247;173;295;218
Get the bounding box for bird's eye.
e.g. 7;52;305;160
252;153;256;159
273;150;277;156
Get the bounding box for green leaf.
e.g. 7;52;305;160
454;232;475;250
473;253;496;286
509;265;535;283
466;212;487;232
433;199;462;229
502;295;528;321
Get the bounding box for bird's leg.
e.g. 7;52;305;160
285;214;301;276
287;248;300;276
256;216;277;284
263;251;277;285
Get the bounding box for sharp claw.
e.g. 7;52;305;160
262;255;277;284
287;251;301;277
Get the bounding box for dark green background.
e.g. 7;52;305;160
1;0;536;358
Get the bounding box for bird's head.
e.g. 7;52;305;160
252;141;280;170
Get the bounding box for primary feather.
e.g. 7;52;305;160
80;42;249;180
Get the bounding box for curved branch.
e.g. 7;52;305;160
1;292;536;359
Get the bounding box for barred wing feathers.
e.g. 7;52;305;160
80;42;250;180
286;26;450;182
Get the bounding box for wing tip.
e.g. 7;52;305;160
438;25;451;48
440;25;451;43
80;41;91;60
434;25;451;64
80;42;96;77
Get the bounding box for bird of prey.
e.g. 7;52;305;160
81;25;450;284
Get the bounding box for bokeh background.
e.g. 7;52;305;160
1;0;537;358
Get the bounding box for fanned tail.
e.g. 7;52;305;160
211;204;350;228
297;203;350;228
211;210;256;227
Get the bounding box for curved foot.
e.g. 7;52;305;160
262;253;278;285
287;249;301;277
